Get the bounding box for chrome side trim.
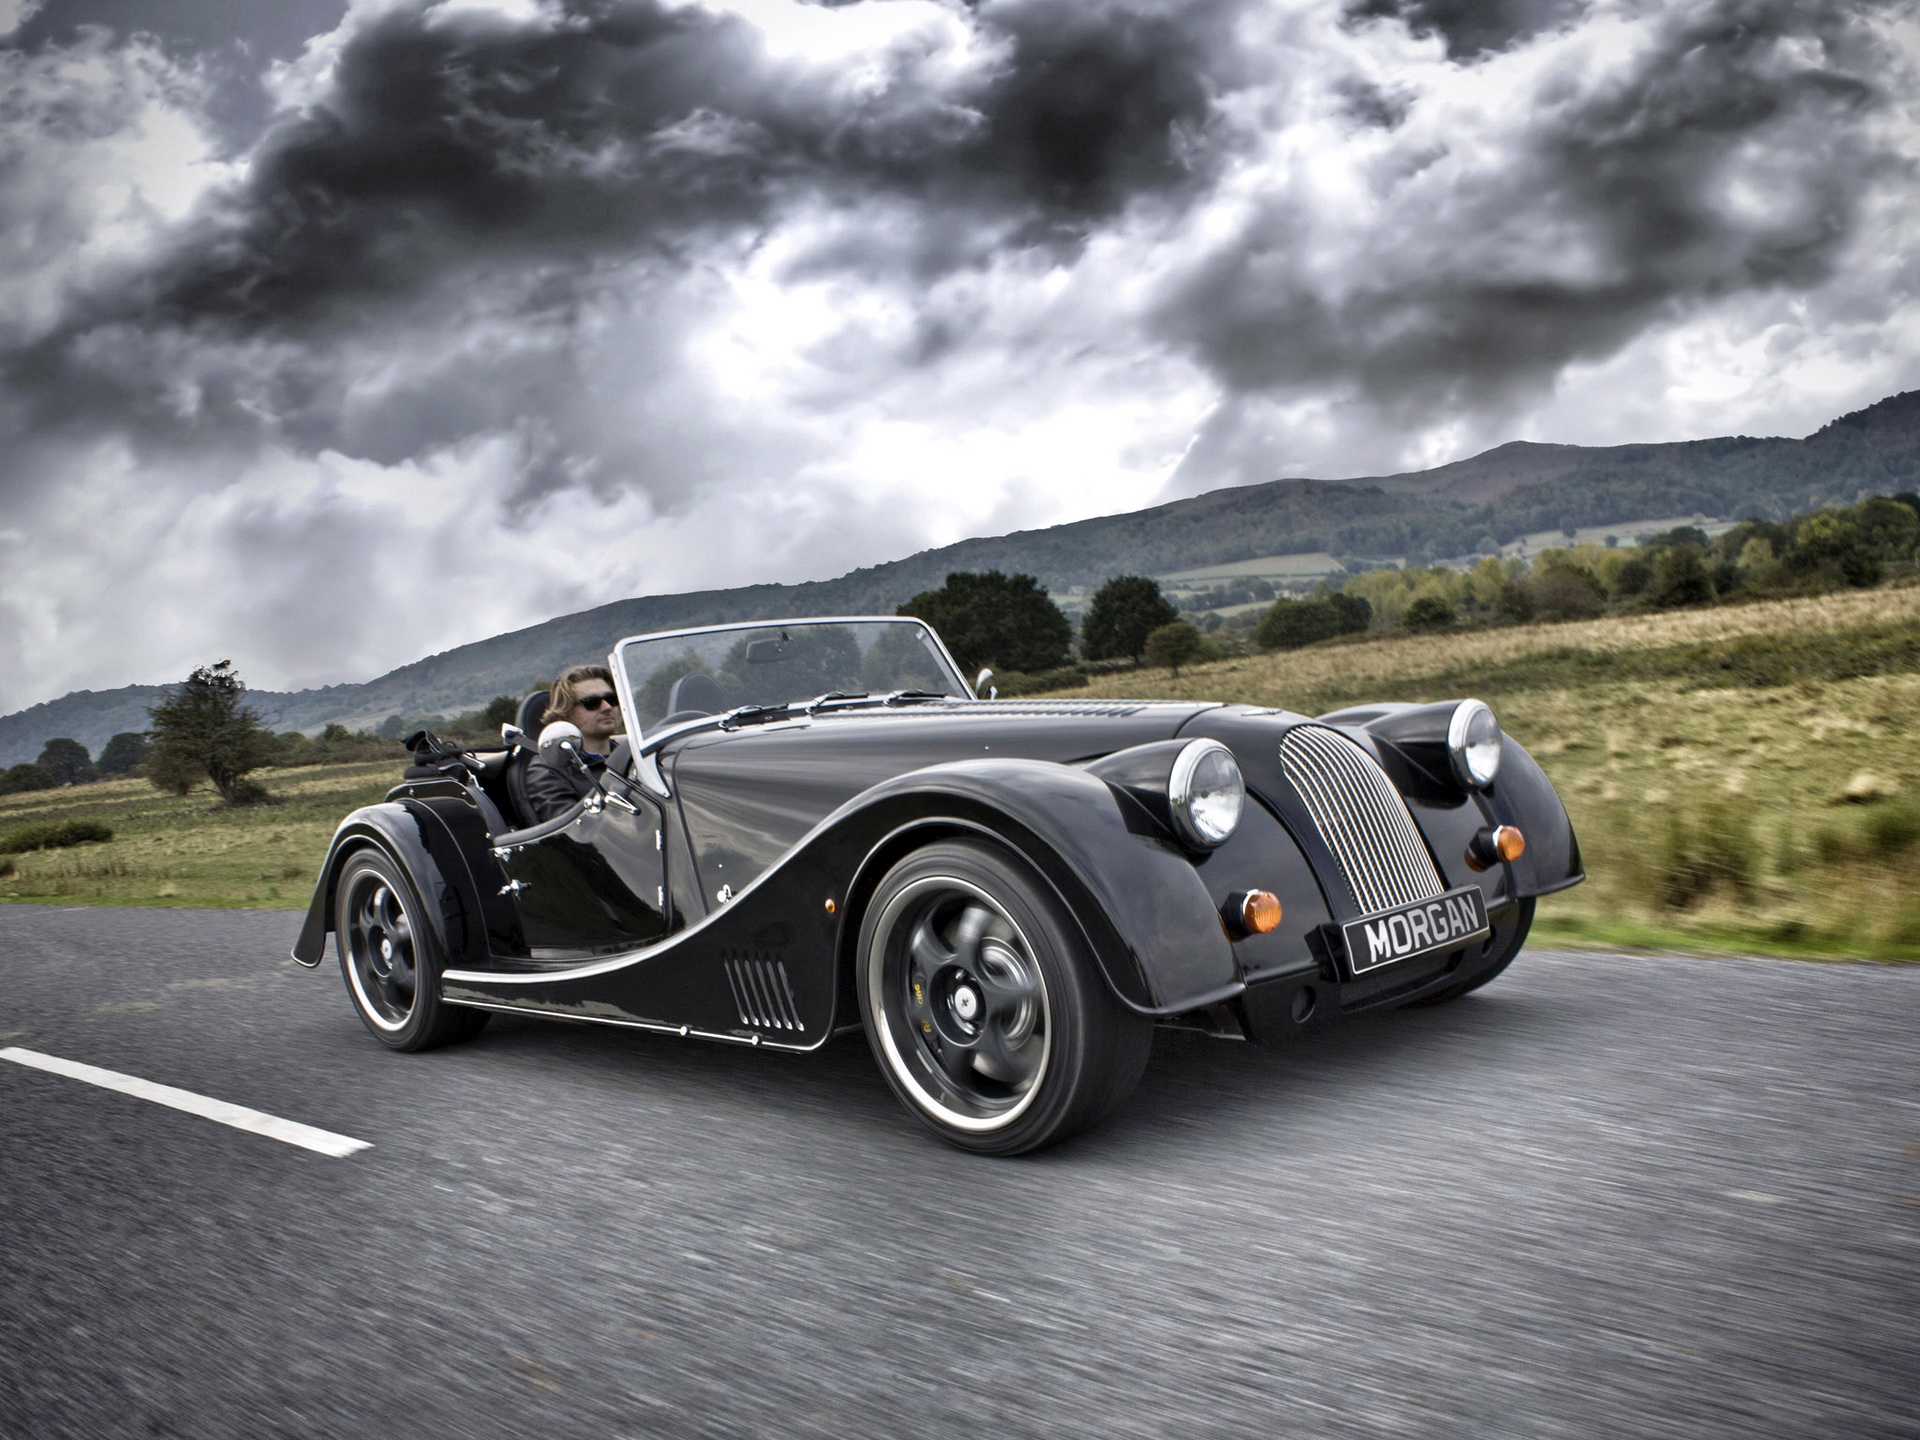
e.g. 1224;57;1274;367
436;998;821;1052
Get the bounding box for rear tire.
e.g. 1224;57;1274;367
335;849;488;1051
1409;897;1534;1007
857;840;1152;1155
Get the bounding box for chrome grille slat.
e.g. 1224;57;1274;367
1317;734;1435;908
1280;725;1444;914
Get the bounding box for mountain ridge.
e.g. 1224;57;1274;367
5;388;1918;765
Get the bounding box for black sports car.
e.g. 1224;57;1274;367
294;616;1582;1153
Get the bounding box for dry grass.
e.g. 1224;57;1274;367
0;763;396;909
1065;586;1920;961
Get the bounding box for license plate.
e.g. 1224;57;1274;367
1340;887;1491;977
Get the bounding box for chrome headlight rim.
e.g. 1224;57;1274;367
1168;738;1244;850
1447;698;1503;790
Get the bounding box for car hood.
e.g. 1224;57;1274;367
664;699;1229;893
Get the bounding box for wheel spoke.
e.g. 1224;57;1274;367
970;1018;1037;1087
907;913;954;982
931;1033;978;1085
949;902;993;966
975;952;1039;1016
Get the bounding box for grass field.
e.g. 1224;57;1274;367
4;585;1916;960
0;762;396;910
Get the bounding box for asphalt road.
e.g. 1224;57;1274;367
0;905;1914;1440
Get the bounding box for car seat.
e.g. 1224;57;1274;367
503;689;550;828
662;672;728;725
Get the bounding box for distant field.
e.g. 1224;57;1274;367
1156;552;1348;585
1059;584;1920;961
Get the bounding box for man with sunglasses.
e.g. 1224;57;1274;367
525;664;626;821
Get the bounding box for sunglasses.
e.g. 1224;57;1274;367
574;693;620;711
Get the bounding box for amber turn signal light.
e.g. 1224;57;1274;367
1240;890;1283;935
1466;824;1526;871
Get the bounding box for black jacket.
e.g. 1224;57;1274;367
525;748;608;822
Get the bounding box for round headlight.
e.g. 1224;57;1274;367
1447;699;1502;789
1169;739;1244;849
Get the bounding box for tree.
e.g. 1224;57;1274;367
147;660;274;803
1404;596;1455;632
0;762;52;796
898;571;1072;675
37;738;96;786
1143;621;1206;676
482;694;521;729
96;731;150;776
1255;592;1369;650
1648;546;1714;607
1080;575;1179;663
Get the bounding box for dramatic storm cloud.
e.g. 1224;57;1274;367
1;0;1916;711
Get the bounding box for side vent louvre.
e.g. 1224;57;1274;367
723;952;804;1032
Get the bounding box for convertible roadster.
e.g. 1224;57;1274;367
294;616;1582;1153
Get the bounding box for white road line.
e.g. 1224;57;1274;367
0;1046;371;1158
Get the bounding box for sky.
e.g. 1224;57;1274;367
2;0;1917;714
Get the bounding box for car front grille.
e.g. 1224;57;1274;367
724;952;804;1032
1279;725;1445;915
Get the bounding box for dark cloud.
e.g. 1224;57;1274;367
3;0;1235;459
1154;0;1893;434
1344;0;1588;58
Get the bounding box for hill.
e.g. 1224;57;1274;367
4;388;1918;764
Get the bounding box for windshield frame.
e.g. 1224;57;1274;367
608;615;972;746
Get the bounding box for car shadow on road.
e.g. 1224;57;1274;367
420;976;1588;1164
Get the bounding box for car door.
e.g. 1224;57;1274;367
495;792;671;960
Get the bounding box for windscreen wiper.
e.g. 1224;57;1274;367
717;702;796;730
882;690;950;705
804;691;868;715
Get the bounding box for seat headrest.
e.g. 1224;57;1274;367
515;690;550;737
666;672;728;717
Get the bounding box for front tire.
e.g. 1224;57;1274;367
335;849;488;1051
856;840;1151;1155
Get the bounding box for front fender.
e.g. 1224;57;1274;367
289;802;477;968
833;759;1239;1015
1315;704;1584;898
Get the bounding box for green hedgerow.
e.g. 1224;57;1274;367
0;818;115;855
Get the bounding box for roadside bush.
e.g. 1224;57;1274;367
0;819;114;855
1655;800;1756;909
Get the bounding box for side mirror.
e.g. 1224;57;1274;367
537;720;586;770
974;668;997;700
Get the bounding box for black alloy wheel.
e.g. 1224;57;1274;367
1409;896;1535;1007
857;839;1152;1155
335;849;488;1051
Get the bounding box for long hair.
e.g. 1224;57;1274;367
542;664;616;725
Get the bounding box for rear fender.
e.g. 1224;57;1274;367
290;802;479;968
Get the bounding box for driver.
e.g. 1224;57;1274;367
526;665;625;821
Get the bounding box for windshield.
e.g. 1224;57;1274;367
614;619;968;734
